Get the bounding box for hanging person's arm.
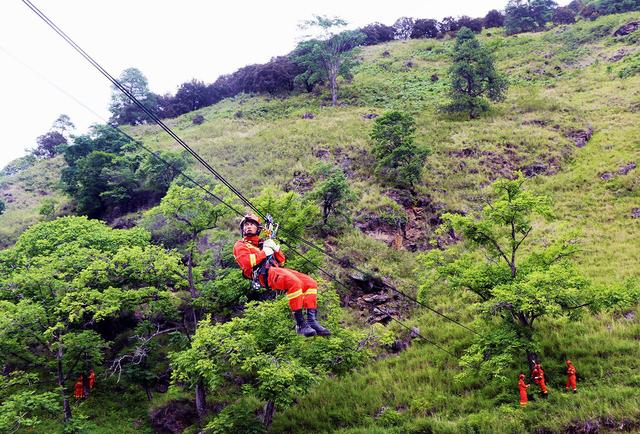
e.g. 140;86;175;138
263;239;285;266
233;240;268;278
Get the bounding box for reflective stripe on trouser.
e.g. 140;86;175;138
264;267;318;310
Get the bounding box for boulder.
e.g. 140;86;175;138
614;21;640;37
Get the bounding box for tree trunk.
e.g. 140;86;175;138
56;341;72;422
143;379;153;401
330;75;338;106
262;400;276;430
187;245;198;328
195;378;207;418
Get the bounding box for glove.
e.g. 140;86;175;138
262;239;280;252
262;246;274;256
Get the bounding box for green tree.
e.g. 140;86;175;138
504;0;557;35
308;163;356;232
0;217;183;424
171;295;368;430
0;371;59;433
38;198;57;221
293;16;365;106
109;67;156;125
445;27;507;119
419;174;639;378
370;111;428;190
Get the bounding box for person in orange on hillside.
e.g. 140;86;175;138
566;360;577;393
88;369;95;391
532;361;548;398
233;213;331;337
74;375;84;399
518;373;530;406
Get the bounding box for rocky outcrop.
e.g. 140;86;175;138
149;399;197;434
614;21;640;37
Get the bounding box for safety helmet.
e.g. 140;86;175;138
240;213;262;234
519;374;525;379
566;360;572;365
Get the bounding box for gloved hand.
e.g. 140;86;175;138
262;246;275;256
262;239;280;252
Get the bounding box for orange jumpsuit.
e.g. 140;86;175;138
566;361;577;392
532;363;548;395
74;375;84;399
518;374;529;406
88;369;95;390
233;236;318;311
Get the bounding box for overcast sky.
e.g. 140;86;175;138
0;0;568;169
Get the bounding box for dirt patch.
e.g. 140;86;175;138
566;128;593;148
614;21;640;37
609;48;630;62
149;399;197;434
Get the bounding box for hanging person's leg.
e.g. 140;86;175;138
267;267;316;337
287;269;331;336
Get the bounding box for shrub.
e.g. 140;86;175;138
484;9;506;28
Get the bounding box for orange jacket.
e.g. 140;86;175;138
233;236;285;279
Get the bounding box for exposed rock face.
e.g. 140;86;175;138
566;128;593;148
192;115;204;125
342;271;409;325
149;399;197;434
600;162;636;181
362;113;378;119
609;48;630;62
301;112;315;119
631;208;640;219
614;21;640;37
283;170;314;195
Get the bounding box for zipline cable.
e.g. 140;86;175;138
22;0;477;339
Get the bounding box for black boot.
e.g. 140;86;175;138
306;309;331;336
293;310;316;337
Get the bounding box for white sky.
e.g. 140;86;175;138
0;0;568;169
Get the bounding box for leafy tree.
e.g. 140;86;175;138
308;163;356;232
292;16;365;106
0;371;59;433
410;19;439;39
597;0;640;13
484;9;505;28
553;6;577;24
444;27;507;119
393;17;415;39
32;131;67;159
438;16;462;34
360;22;396;45
38;198;57;220
61;125;185;217
52;114;75;138
172;79;214;113
109;67;155;125
504;0;557;35
0;217;183;423
456;16;484;33
419;174;640;378
171;295;369;429
370;111;428;190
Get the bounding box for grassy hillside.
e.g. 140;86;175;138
1;11;639;433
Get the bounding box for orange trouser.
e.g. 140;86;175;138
519;388;528;406
262;267;318;310
539;379;548;394
566;375;577;391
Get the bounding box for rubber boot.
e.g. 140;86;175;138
306;309;331;336
293;310;316;337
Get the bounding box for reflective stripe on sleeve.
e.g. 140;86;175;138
250;254;256;267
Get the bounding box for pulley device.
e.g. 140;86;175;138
251;214;279;291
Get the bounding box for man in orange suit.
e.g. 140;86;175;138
233;213;331;337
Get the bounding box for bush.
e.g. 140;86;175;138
360;22;396;45
411;19;439;38
505;0;557;35
484;9;505;28
457;16;484;33
370;111;428;190
553;6;577;24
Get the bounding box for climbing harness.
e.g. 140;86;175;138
251;214;279;291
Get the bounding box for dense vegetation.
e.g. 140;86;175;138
1;5;640;434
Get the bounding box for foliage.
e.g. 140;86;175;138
0;154;36;177
170;294;369;427
109;67;156;125
553;6;577;24
308;163;357;231
411;19;439;39
484;9;506;28
0;216;183;423
39;197;57;220
32;131;67;159
505;0;558;35
0;371;59;433
393;17;415;40
419;174;639;377
370;111;428;189
61;125;186;217
360;22;396;45
444;27;507;118
596;0;640;14
0;199;5;216
293;16;365;106
457;16;484;33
